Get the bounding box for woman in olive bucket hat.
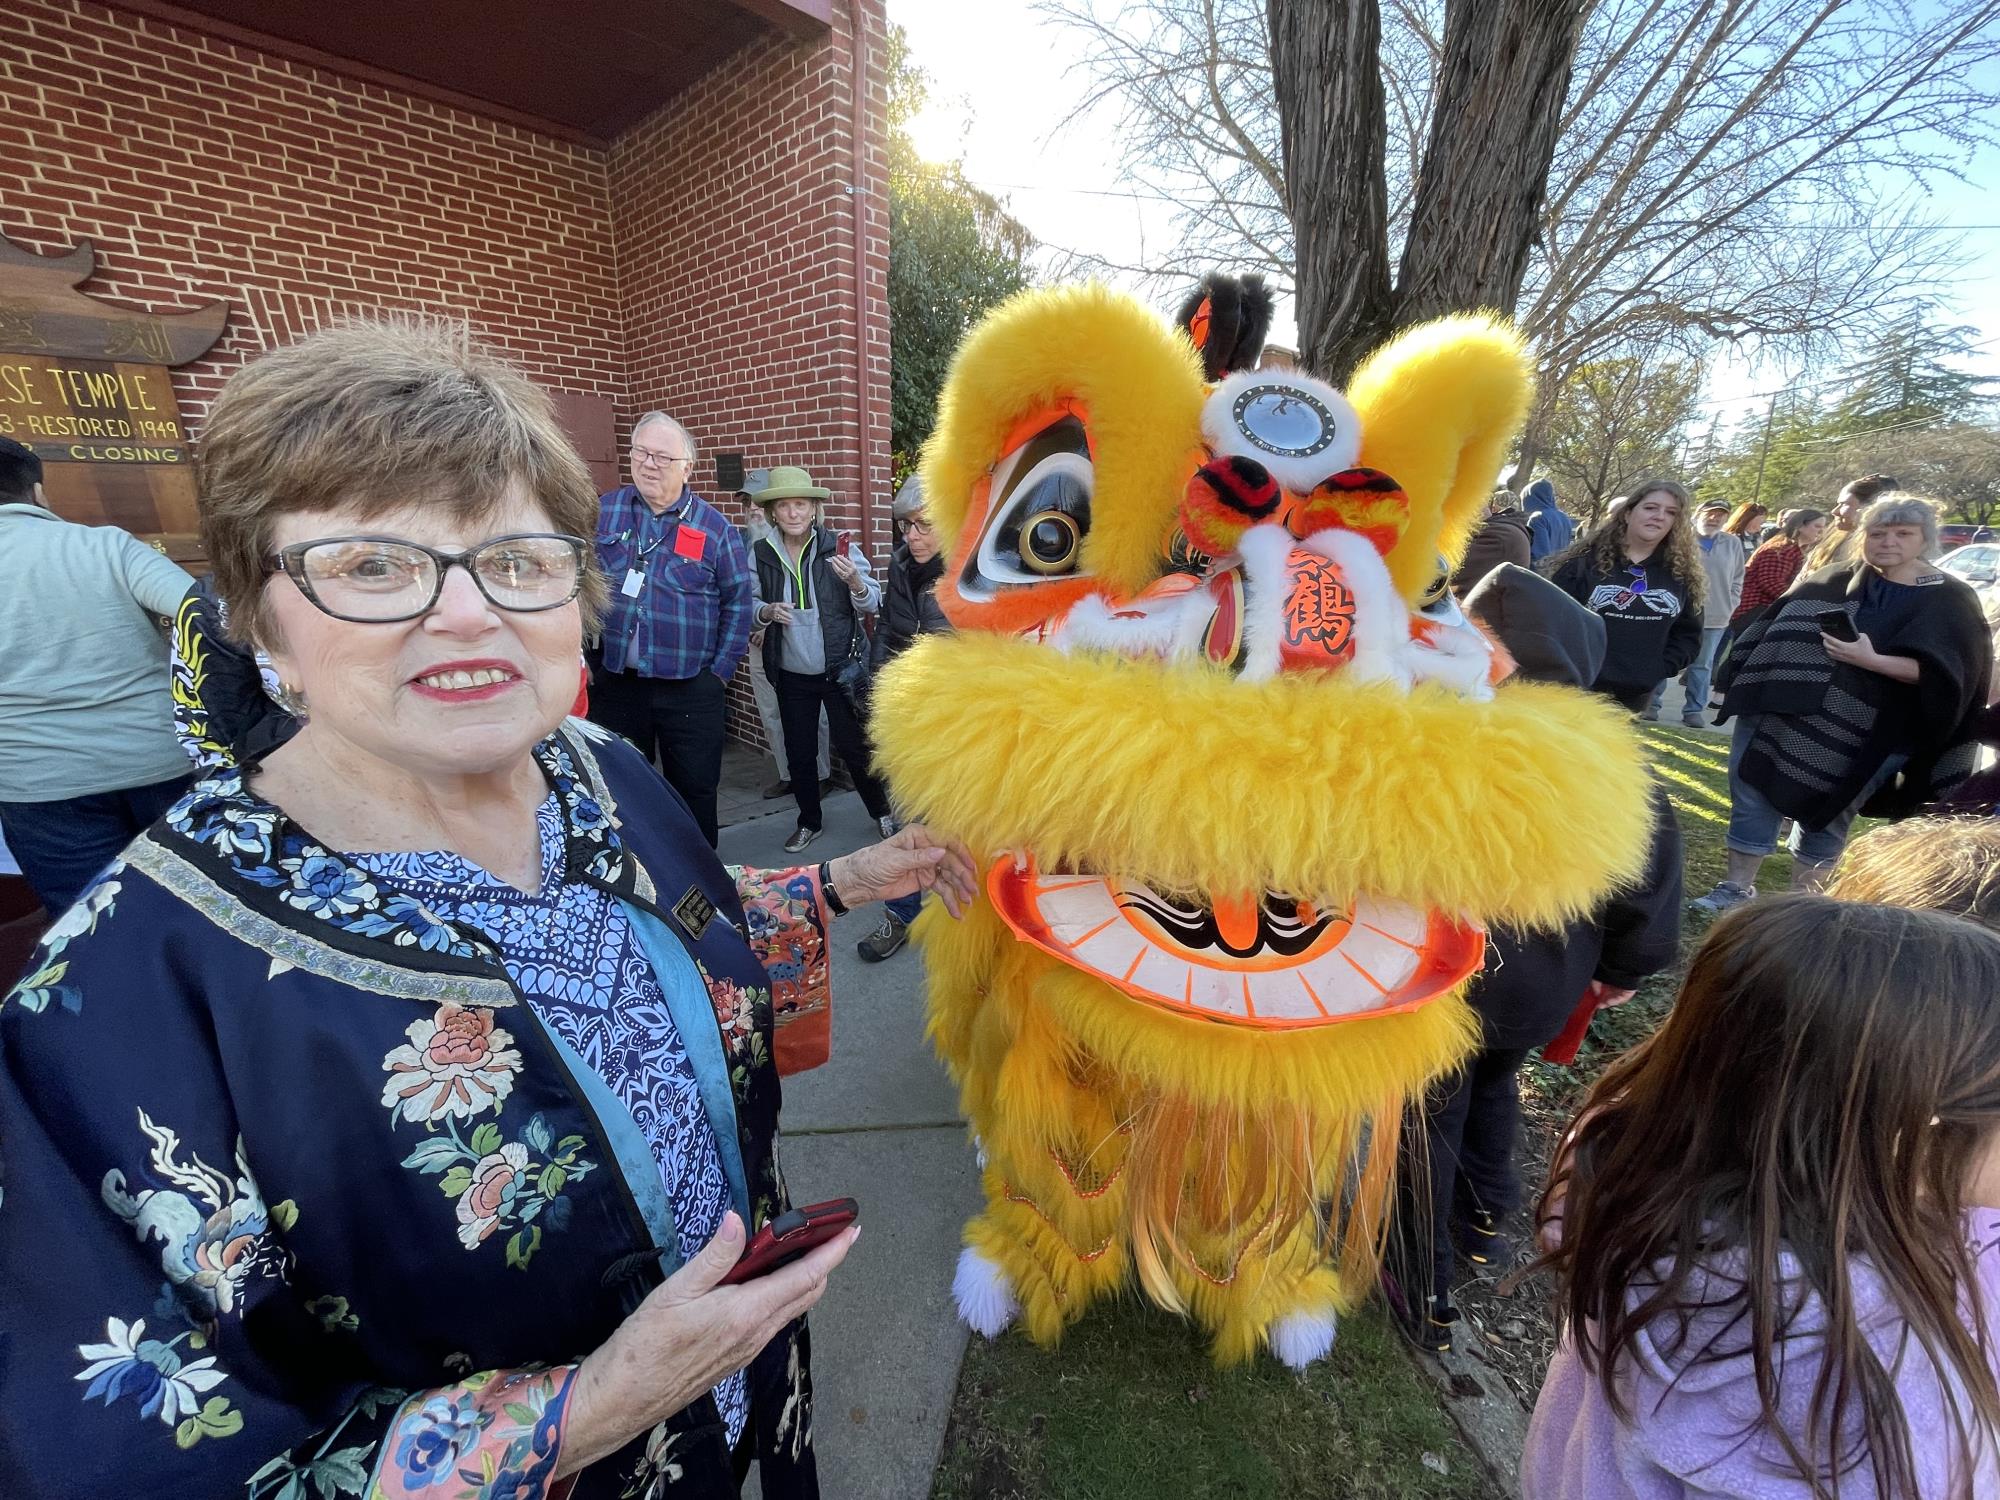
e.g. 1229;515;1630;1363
749;467;897;852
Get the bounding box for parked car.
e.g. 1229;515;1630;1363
1940;542;2000;605
1939;523;1996;550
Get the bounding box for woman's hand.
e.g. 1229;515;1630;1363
764;601;796;628
828;553;861;591
1822;628;1921;683
1586;979;1636;1009
828;824;979;917
555;1212;857;1478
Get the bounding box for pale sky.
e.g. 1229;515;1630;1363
890;0;2000;437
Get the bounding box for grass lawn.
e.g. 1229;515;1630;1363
931;1297;1487;1500
929;723;1801;1497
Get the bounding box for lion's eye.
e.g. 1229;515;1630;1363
1019;508;1084;575
1416;556;1451;610
960;414;1094;597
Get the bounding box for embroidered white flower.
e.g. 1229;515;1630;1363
380;1004;522;1123
75;1317;228;1426
454;1143;531;1249
42;879;121;949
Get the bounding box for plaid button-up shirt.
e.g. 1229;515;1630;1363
593;485;754;681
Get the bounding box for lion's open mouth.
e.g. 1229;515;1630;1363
988;855;1484;1030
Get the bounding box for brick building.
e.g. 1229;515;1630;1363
0;0;891;748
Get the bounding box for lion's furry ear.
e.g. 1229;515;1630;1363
1348;316;1534;599
1175;272;1276;381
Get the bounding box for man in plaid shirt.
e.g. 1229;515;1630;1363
587;410;753;846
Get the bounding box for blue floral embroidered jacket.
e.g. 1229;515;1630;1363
0;725;831;1499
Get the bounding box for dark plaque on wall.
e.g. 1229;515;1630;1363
0;235;228;564
714;451;746;492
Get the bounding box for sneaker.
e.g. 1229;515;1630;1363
1456;1208;1510;1270
783;825;821;854
1640;707;1660;722
1681;715;1707;729
762;778;791;800
856;913;909;962
878;814;900;840
1420;1297;1460;1354
1690;879;1755;914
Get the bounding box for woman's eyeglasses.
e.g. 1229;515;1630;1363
265;533;588;623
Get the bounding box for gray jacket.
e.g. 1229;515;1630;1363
1698;531;1746;627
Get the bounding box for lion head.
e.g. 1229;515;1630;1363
873;279;1652;1341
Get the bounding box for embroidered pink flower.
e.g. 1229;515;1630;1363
455;1143;530;1248
708;979;759;1044
380;1004;522;1123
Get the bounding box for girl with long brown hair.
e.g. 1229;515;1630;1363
1524;895;2000;1498
1548;479;1706;712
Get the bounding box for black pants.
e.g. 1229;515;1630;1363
1392;1044;1532;1305
0;772;192;916
775;669;889;831
587;668;727;847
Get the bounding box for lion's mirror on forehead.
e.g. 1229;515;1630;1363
1233;385;1338;458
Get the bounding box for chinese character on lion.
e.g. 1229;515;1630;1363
871;274;1653;1366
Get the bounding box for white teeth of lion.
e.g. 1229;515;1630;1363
421;668;508;689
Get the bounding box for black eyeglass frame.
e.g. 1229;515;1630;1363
264;532;590;623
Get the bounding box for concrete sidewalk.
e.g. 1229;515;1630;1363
719;787;982;1500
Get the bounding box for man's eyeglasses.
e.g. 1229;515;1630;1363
902;516;935;534
265;533;588;623
632;447;690;469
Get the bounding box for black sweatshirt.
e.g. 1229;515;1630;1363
1460;565;1686;1047
1548;549;1704;710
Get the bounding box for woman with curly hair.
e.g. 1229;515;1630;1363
1548;479;1706;713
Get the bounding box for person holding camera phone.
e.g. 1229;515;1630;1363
0;334;981;1500
749;468;898;854
1695;494;1992;910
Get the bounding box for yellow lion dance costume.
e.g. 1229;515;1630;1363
872;275;1652;1367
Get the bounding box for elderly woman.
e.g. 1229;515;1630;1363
749;470;896;855
1696;494;1993;909
0;326;975;1499
856;478;953;963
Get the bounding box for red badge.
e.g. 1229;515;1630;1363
673;525;707;562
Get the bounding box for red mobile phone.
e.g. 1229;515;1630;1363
718;1197;859;1285
835;531;853;557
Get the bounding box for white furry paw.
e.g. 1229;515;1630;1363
953;1246;1019;1338
1269;1308;1338;1370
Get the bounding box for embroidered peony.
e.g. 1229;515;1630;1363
380;1005;522;1123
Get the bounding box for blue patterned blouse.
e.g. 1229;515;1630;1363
348;794;749;1442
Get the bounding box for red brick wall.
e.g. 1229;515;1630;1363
608;0;890;750
0;0;625;427
2;0;891;760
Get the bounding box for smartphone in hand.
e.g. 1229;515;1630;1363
718;1198;859;1285
835;531;853;558
1820;611;1860;642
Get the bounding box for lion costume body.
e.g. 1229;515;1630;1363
871;279;1652;1366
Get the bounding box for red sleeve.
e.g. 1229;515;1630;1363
1734;545;1799;621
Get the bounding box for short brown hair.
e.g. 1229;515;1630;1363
1827;816;2000;929
197;322;606;645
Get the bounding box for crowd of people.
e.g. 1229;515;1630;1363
4;323;2000;1499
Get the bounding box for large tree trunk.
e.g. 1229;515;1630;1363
1268;0;1393;381
1271;0;1591;381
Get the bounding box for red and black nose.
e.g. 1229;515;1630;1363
1180;456;1411;561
